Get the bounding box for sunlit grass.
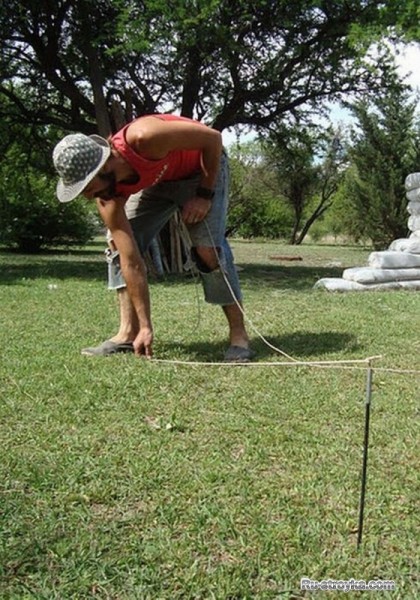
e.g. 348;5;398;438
0;240;418;598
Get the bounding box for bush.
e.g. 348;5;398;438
0;149;98;252
227;193;293;239
227;147;294;239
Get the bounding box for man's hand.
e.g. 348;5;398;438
182;197;212;225
133;327;154;358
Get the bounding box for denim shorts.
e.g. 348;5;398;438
107;152;243;305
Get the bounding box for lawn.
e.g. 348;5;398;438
0;239;419;599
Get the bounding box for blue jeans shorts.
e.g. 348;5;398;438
107;152;243;305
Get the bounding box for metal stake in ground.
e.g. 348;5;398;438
357;365;373;548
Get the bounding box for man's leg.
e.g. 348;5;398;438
82;191;177;355
187;153;252;361
111;289;139;342
193;245;249;350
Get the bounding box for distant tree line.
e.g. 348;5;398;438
228;82;420;248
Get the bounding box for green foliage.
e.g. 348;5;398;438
342;82;420;249
260;124;347;244
309;181;356;243
380;0;420;41
0;0;410;133
228;192;293;239
0;175;98;253
262;126;320;243
0;120;98;252
226;129;346;242
227;141;294;239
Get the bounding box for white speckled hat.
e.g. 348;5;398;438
53;133;111;202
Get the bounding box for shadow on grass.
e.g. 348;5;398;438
0;259;106;284
0;241;109;284
0;239;105;255
160;330;360;362
236;263;344;291
0;250;343;291
155;264;344;296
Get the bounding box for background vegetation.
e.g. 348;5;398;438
0;1;419;250
228;84;420;247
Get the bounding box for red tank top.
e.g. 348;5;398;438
112;114;204;198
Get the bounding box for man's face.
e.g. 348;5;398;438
83;169;117;200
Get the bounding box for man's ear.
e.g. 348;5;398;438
98;156;113;176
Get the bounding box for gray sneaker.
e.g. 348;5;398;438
224;345;255;363
81;340;134;356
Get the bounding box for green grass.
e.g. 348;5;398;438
0;240;419;599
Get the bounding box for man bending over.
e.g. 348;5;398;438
53;114;253;362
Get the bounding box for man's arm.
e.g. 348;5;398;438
126;117;223;224
96;198;153;356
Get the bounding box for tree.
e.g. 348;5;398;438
227;140;294;238
0;95;98;252
260;124;346;244
382;0;420;42
0;0;409;135
296;128;347;244
0;0;417;255
342;81;420;248
0;146;98;252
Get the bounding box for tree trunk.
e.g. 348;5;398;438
295;203;332;245
85;43;112;136
289;211;301;245
84;40;191;275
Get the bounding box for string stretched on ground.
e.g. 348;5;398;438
150;220;420;376
150;222;418;548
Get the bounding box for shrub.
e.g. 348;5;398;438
0;148;98;252
227;193;293;239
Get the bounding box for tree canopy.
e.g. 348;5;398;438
1;0;412;136
1;0;418;252
340;82;420;248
